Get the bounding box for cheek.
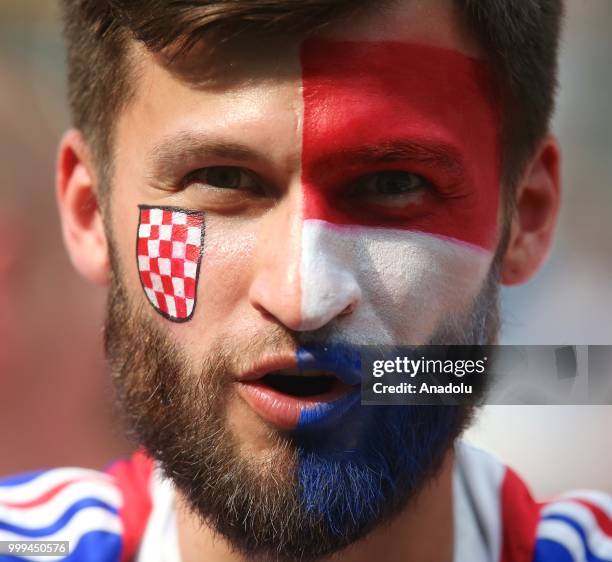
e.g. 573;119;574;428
300;221;492;345
132;207;260;354
196;215;257;311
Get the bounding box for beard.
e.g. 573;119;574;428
105;249;500;562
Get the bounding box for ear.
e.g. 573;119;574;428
56;129;110;286
501;135;561;285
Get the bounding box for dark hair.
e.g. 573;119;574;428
61;0;563;192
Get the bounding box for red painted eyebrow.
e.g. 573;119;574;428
307;139;465;179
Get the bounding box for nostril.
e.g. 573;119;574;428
339;302;356;316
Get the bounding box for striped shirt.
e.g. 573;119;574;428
1;443;610;561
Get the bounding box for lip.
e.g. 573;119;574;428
234;345;363;430
235;354;299;382
296;344;362;385
236;378;359;430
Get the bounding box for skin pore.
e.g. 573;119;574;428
56;0;561;561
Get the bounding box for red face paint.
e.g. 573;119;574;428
301;40;501;251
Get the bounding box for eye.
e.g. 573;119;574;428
354;171;430;207
183;166;260;192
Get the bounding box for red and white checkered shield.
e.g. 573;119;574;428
136;205;205;322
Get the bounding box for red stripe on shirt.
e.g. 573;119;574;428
106;450;155;562
0;477;110;509
573;498;612;537
500;467;542;562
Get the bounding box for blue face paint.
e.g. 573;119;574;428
296;344;362;386
296;404;462;537
297;392;360;430
292;345;463;539
294;343;362;431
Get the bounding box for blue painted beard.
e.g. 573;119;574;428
106;258;499;562
293;405;469;545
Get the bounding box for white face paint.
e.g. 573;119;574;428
300;219;493;345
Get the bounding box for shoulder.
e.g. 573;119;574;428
0;451;154;562
455;442;612;562
533;490;612;562
454;442;537;562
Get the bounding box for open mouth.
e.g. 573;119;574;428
260;371;339;397
236;367;359;430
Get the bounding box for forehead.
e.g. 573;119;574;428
128;0;481;100
300;39;498;154
319;0;481;54
117;0;497;193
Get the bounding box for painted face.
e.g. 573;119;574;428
132;40;501;430
109;8;503;554
299;40;500;341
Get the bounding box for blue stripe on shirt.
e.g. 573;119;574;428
0;498;118;538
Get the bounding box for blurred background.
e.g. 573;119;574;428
0;0;610;497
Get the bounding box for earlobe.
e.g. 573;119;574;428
501;136;561;286
56;129;110;286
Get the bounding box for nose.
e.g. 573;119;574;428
248;201;361;332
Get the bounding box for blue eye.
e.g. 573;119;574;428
185;166;258;190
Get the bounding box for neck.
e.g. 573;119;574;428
176;448;455;562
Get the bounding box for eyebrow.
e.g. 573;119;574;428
146;131;268;184
146;132;467;185
309;139;466;179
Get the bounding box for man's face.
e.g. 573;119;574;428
105;0;503;559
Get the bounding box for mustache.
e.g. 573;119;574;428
214;318;385;381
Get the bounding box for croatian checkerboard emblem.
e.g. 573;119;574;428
136;205;205;322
